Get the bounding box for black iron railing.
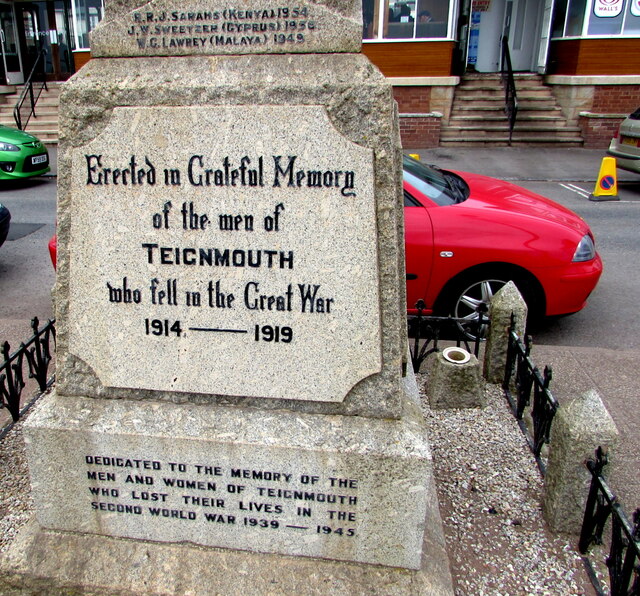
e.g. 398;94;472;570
503;314;558;474
0;318;55;433
409;299;487;373
501;35;518;146
13;46;48;131
580;447;640;596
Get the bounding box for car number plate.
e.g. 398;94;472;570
621;136;639;147
32;154;47;165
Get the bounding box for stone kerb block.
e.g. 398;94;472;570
543;389;619;534
483;281;527;384
427;347;484;409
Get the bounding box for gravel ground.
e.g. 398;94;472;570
0;420;34;553
0;383;601;595
420;375;599;596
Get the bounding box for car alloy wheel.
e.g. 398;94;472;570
453;278;507;340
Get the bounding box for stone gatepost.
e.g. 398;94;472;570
543;389;619;534
483;281;527;384
0;0;454;592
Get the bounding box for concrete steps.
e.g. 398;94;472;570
441;73;583;147
0;82;61;144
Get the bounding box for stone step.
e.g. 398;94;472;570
0;82;60;142
1;106;59;117
453;97;558;108
441;124;583;135
440;130;582;142
456;85;553;96
440;138;584;147
449;114;567;124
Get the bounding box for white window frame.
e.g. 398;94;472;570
71;0;104;51
552;0;640;38
364;0;458;42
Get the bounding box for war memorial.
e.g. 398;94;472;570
0;0;454;591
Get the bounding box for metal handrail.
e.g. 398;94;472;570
13;45;48;131
500;35;518;146
409;299;487;373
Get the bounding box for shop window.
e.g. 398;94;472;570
623;0;640;33
73;0;103;49
363;0;451;40
565;0;587;35
588;0;624;35
552;0;640;37
551;0;568;37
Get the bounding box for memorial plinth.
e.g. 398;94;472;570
0;0;453;591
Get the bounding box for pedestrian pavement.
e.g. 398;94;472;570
406;145;638;183
408;145;640;515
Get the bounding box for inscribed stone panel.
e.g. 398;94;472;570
67;105;381;402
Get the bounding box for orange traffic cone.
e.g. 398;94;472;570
589;157;619;201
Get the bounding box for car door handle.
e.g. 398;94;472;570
406;274;418;280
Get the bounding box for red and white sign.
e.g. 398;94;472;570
472;0;491;12
631;0;640;17
594;0;623;17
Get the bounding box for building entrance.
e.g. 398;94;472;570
467;0;550;72
0;0;74;86
20;0;74;80
0;1;23;84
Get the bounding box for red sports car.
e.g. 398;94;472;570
49;155;602;327
403;155;602;324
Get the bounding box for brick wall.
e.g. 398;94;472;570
579;114;624;149
399;114;441;148
394;86;441;147
591;85;640;114
393;87;431;113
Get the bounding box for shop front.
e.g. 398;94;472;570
0;0;102;85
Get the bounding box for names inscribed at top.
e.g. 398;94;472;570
66;106;382;402
90;0;362;56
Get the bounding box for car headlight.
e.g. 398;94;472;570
573;234;596;262
0;141;19;152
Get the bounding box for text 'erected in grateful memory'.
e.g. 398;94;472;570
67;106;381;402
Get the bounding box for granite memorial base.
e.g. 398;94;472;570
0;517;452;596
0;0;455;590
0;375;454;595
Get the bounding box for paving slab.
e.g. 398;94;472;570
532;344;640;514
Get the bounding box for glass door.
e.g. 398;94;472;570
20;1;73;81
53;0;73;77
0;2;24;85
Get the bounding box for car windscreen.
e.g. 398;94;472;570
402;155;468;206
630;108;640;120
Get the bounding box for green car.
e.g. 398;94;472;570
0;125;49;180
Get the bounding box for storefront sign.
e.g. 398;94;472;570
472;0;491;11
594;0;623;17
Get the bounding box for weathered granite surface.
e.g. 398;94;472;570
55;54;408;419
0;512;454;595
484;281;527;384
10;0;449;580
91;0;363;57
23;373;435;570
543;389;619;534
427;350;484;410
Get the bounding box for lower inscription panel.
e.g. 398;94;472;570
85;455;359;540
25;392;432;569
